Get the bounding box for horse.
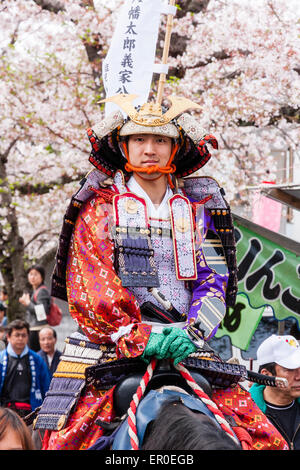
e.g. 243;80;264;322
87;358;247;451
141;397;240;450
86;353;290;451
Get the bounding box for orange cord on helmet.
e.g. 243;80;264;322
123;141;179;189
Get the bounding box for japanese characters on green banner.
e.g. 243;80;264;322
216;219;300;350
215;293;265;350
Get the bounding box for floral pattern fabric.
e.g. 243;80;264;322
42;385;114;450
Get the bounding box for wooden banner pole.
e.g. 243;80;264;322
156;0;176;105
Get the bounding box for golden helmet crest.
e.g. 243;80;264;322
99;94;202;127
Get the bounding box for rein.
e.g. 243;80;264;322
174;363;239;445
127;359;157;450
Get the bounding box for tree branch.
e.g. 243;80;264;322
0;138;19;164
33;0;65;13
11;172;87;196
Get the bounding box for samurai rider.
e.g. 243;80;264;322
37;94;240;449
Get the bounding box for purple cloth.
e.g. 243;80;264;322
186;206;229;340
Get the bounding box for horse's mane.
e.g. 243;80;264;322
142;398;240;450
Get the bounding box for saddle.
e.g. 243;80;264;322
113;360;212;417
87;358;245;450
85;356;247;418
86;354;287;422
87;357;288;451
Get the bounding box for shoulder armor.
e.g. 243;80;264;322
183;176;227;209
34;334;116;431
183;176;238;307
74;168;113;203
51;169;114;301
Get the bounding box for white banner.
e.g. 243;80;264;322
102;0;174;116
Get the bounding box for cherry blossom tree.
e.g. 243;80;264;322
0;0;113;316
167;0;300;192
0;0;299;319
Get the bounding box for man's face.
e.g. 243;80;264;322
39;328;56;355
275;364;300;400
7;328;29;355
127;134;172;178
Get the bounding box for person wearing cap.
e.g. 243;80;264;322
250;334;300;450
40;95;238;450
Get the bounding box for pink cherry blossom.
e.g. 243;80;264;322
0;0;299;267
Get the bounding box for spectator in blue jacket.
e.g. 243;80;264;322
0;319;50;418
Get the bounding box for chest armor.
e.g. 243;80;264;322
112;172;199;314
51;168;237;311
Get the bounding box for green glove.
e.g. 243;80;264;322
162;328;197;365
141;328;197;365
141;332;168;363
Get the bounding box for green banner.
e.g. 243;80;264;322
234;219;300;323
215;217;300;350
215;293;265;350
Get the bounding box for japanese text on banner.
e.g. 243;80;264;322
103;0;164;116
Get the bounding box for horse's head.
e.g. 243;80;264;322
111;387;240;450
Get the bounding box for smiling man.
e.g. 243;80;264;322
38;327;61;377
250;334;300;450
